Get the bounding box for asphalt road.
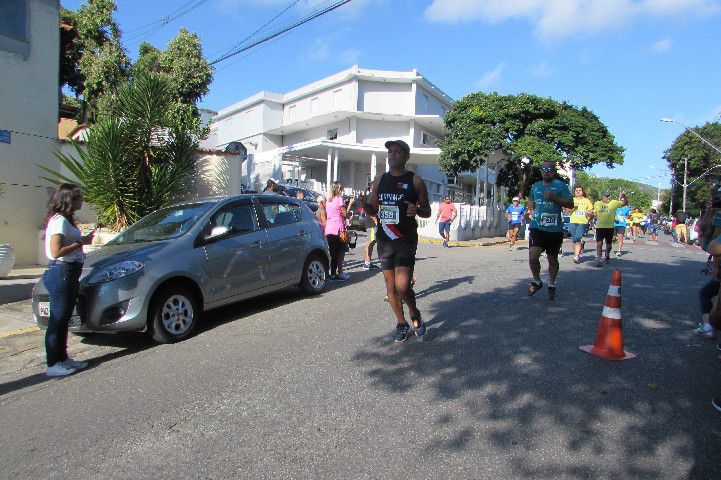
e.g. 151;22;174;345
1;234;719;479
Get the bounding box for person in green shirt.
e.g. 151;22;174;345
567;187;594;264
592;192;623;267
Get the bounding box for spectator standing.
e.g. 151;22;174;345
42;184;95;377
435;195;457;247
325;182;350;281
675;209;688;243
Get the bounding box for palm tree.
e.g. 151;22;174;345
40;74;197;230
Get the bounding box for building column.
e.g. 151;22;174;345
370;152;377;181
333;149;339;182
385;156;389;173
326;148;332;194
350;160;356;191
475;167;482;206
483;167;488;206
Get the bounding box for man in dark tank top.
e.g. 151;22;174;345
363;139;432;342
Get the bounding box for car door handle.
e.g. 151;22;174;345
251;241;263;249
298;230;309;237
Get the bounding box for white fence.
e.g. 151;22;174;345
418;202;508;241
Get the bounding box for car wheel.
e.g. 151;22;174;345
150;285;199;343
300;254;327;295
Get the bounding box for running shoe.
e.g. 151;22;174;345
442;240;447;247
595;259;603;268
615;251;622;257
548;285;556;300
713;398;721;413
393;323;410;342
337;272;351;281
46;362;77;377
528;280;543;296
63;357;88;370
692;323;715;339
573;256;580;264
329;274;339;281
411;313;426;338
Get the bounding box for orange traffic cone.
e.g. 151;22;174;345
579;270;636;361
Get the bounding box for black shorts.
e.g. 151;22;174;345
614;226;626;235
528;228;563;256
376;239;417;271
596;228;614;244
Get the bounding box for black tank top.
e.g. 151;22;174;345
376;171;418;242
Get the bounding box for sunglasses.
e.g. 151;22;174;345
540;167;554;172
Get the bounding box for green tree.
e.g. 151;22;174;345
59;0;131;121
132;29;214;136
663;122;721;216
575;172;653;210
41;75;198;230
438;92;624;197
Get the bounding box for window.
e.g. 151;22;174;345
422;93;430;111
0;0;27;41
262;202;301;227
310;97;319;114
421;131;437;146
207;203;258;236
327;128;338;140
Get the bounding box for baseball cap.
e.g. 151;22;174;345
384;139;410;154
602;191;611;197
512;196;520;201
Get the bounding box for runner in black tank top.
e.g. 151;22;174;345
363;140;431;343
376;171;418;242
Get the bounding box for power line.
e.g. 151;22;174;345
211;0;303;61
210;0;352;66
0;128;59;142
126;0;211;43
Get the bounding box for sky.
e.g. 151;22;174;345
62;0;721;187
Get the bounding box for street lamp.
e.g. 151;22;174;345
660;118;721;155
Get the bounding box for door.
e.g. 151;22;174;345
258;199;305;285
201;200;269;303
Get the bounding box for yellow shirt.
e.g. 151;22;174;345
594;200;622;229
570;197;594;224
631;212;644;225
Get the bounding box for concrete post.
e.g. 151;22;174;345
370;152;377;181
326;148;332;194
333;149;339;182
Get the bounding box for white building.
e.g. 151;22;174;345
0;0;60;265
204;66;504;212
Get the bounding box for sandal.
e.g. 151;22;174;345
528;280;543;296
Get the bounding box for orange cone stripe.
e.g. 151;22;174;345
604;296;622;309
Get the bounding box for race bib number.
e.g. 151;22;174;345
511;213;520;221
575;210;586;217
616;214;625;222
540;213;558;227
379;205;400;225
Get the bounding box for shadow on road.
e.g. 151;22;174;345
352;256;721;478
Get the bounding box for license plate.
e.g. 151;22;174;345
38;302;50;317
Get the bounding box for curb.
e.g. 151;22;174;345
418;237;511;248
0;326;40;339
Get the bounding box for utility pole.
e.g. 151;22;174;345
682;156;688;213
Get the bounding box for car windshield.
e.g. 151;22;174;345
109;202;213;245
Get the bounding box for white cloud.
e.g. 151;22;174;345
424;0;720;39
529;61;553;77
476;63;505;88
652;38;672;52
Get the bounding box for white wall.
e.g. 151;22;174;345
283;120;352;147
359;80;412;115
415;85;450;117
0;0;60;264
283;80;354;125
356;119;410;146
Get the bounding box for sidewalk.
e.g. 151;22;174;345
0;266;44;337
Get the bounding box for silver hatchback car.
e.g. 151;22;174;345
32;194;329;343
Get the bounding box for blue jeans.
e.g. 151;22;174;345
438;221;451;236
700;278;721;315
43;260;82;366
567;223;588;243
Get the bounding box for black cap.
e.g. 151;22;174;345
384;139;410;154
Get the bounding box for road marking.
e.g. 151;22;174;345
670;243;684;248
0;326;40;339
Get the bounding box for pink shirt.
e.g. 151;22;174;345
438;202;457;222
324;196;346;236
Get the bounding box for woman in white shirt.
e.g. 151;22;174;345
42;184;95;377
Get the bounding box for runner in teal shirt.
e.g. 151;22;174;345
527;160;574;300
613;196;630;257
529;180;572;233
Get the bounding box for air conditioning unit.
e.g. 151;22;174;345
447;176;458;186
